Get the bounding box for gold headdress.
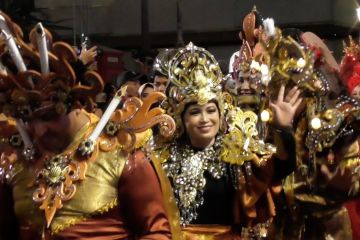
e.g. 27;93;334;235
153;48;177;76
164;42;223;136
0;12;177;228
260;27;320;100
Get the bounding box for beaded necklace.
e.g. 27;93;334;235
162;136;226;225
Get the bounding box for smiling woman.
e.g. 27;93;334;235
183;102;220;149
149;42;301;240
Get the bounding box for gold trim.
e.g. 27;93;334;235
51;215;87;235
340;157;360;169
51;198;119;235
134;128;152;149
151;150;182;240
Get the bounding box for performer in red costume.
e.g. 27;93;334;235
339;36;360;240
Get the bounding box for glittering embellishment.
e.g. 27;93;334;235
241;218;273;239
23;146;35;161
0;151;18;183
78;139;95;156
162;136;226;225
220;107;276;166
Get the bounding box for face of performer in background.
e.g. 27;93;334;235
141;85;154;100
154;75;168;93
351;85;360;99
124;80;141;98
236;71;261;110
183;101;220;149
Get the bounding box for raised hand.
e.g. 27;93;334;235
270;85;302;128
79;46;97;65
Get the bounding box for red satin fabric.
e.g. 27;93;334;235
346;200;360;240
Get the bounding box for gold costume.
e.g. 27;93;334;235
0;11;175;239
149;42;295;240
260;26;360;239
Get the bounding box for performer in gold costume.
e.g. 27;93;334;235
149;42;302;239
0;12;175;239
260;21;360;239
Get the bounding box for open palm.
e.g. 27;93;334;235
270;85;302;128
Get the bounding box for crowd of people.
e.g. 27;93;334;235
0;7;359;240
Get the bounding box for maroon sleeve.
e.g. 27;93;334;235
118;151;171;240
0;182;19;239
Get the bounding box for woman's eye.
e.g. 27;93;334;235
189;110;200;115
207;108;217;113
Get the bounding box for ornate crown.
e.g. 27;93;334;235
260;28;318;99
153;48;177;76
163;42;223;136
166;42;222;105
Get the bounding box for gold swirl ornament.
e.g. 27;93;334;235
33;155;87;227
97;91;176;153
220;108;276;166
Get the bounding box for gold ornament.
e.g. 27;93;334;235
220;107;276;166
165;42;224;137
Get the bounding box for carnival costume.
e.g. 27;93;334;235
149;42;297;240
260;22;360;239
338;36;360;240
226;7;269;112
0;12;176;239
226;8;282;160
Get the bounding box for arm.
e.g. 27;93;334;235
118;151;171;240
270;127;296;181
268;85;302;180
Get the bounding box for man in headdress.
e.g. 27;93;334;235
0;12;173;239
227;6;267;111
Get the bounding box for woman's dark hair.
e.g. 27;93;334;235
178;99;222;144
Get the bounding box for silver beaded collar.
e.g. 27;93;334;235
162;135;226;225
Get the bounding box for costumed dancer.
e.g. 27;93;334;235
227;6;268;112
261;20;360;239
339;36;360;240
149;42;301;239
0;11;175;239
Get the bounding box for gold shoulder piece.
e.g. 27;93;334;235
220;107;276;166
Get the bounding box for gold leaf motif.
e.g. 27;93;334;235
33;157;87;227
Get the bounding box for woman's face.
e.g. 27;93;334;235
183;102;220;149
141;86;154;99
